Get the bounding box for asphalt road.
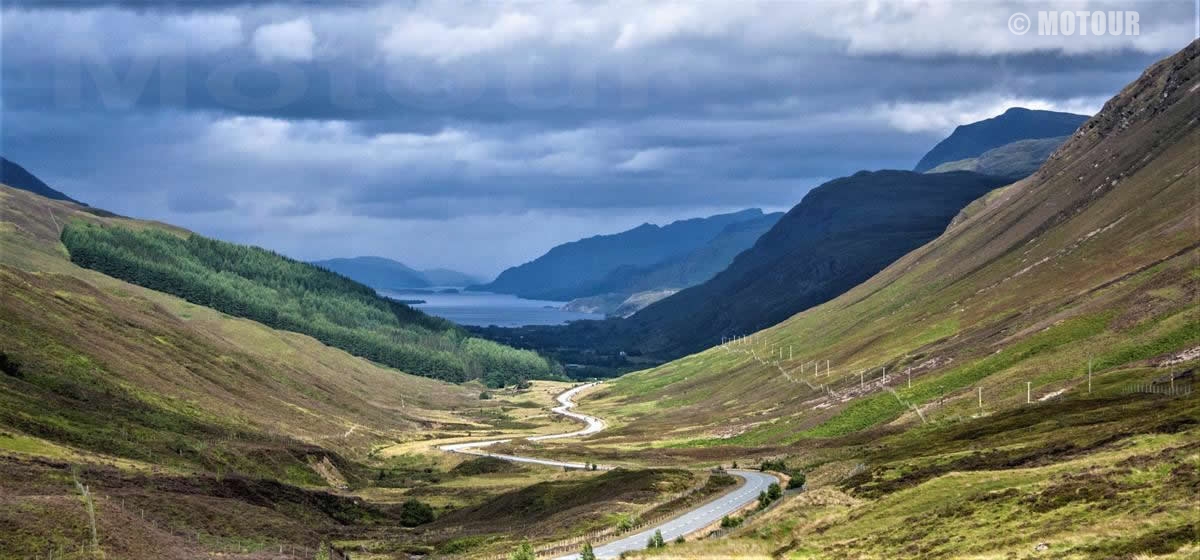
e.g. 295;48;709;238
439;383;780;559
437;382;606;469
555;469;777;560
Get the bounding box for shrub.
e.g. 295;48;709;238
646;529;665;549
787;472;806;490
0;352;22;378
720;515;742;528
767;482;782;501
509;541;535;560
580;542;597;560
399;498;435;527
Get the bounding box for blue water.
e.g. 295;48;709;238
380;289;603;327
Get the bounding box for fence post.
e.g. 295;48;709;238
978;386;983;409
1088;358;1093;394
1026;381;1032;404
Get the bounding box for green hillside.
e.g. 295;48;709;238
569;39;1200;560
61;221;560;385
0;185;669;559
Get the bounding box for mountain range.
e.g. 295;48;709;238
470;107;1096;370
473;208;780;301
474;170;1011;367
312;256;484;291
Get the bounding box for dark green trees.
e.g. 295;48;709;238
399;499;435;527
61;221;561;383
646;529;665;549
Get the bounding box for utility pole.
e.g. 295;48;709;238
1026;381;1032;404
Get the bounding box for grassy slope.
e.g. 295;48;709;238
578;41;1200;559
0;187;598;558
588;40;1199;448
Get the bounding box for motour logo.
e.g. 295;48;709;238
1009;11;1141;36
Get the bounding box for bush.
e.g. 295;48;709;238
580;542;597;560
720;515;742;528
399;498;435;527
509;542;535;560
760;458;789;472
646;529;665;549
0;351;22;378
762;458;807;490
479;391;492;400
767;482;782;501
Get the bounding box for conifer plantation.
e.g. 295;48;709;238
61;221;561;384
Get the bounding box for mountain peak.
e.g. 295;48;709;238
0;157;82;205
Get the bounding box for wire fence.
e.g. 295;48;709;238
718;338;1197;420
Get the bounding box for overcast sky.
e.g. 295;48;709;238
1;1;1193;277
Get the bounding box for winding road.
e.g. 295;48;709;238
438;383;779;559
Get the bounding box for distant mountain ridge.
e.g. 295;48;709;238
472;170;1012;367
623;170;1013;356
582;211;783;296
312;256;484;291
927;136;1069;179
912;108;1089;172
0;157;82;204
562;210;783;315
474;208;775;301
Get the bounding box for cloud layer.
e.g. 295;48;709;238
1;0;1193;276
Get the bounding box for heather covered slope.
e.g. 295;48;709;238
570;41;1200;559
587;40;1199;446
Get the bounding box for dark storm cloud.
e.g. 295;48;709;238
167;190;237;213
1;0;1193;275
